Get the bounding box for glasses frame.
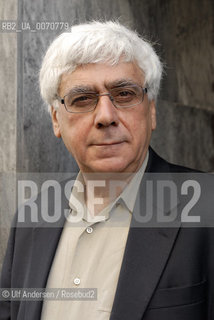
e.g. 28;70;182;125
57;86;148;114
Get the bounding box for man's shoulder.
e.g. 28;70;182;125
147;147;201;173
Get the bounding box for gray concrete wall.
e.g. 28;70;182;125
142;0;214;169
0;0;214;270
0;0;17;272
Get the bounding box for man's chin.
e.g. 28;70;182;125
80;159;131;174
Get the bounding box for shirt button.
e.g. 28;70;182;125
86;226;93;234
74;278;81;286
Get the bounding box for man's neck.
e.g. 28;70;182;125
82;172;135;216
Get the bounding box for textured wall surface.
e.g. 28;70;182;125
131;0;214;111
0;0;17;272
152;100;214;171
1;0;214;270
129;0;214;169
0;2;17;172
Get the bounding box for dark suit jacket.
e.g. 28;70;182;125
1;148;214;319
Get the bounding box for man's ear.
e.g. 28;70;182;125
150;100;156;131
51;106;61;138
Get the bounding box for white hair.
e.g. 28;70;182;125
39;21;163;111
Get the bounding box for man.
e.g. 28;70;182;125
0;21;214;319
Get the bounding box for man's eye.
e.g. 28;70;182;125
118;90;135;97
69;95;95;106
73;96;90;103
113;88;137;101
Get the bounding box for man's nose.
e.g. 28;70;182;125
94;95;119;128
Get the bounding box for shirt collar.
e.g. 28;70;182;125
114;151;148;213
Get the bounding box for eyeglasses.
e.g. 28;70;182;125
57;85;148;113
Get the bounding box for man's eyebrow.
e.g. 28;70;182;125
64;85;95;96
106;79;140;88
63;79;140;96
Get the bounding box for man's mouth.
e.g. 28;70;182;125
92;141;125;146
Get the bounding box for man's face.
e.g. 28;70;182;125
51;62;156;173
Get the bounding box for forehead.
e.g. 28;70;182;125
59;62;144;95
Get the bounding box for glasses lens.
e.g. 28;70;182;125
62;85;146;113
64;93;97;113
110;85;143;108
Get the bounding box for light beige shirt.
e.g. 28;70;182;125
41;153;148;320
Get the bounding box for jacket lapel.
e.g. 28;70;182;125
23;197;68;319
23;226;64;319
110;148;181;320
110;224;181;320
